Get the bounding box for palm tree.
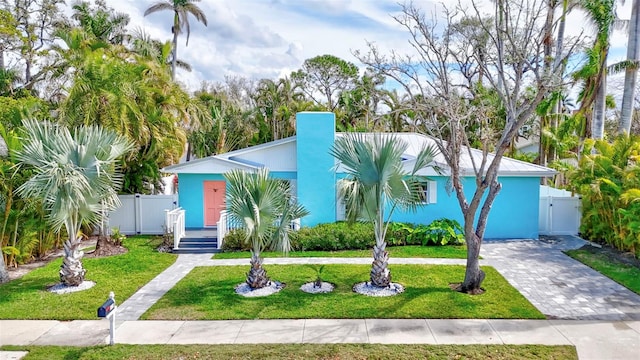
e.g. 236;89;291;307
224;168;308;289
70;0;130;45
144;0;208;80
253;77;306;141
574;0;623;140
15;120;132;286
331;133;438;288
0;68;21;96
619;0;639;134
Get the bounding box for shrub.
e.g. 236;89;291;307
387;220;465;246
387;222;416;246
221;229;252;252
420;219;465;245
568;135;640;256
292;222;374;251
222;219;465;252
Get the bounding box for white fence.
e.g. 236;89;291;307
539;186;581;236
109;194;179;235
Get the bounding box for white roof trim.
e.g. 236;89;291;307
163;156;258;173
217;137;296;160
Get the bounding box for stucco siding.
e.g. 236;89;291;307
179;173;225;228
296;112;337;226
389;176;541;239
230;141;296;171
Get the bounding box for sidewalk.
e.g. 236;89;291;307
1;318;639;360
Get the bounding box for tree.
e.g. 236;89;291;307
15;120;132;286
129;28;192;73
253;77;308;141
144;0;208;80
0;8;20;71
190;83;256;157
381;89;413;132
224;168;308;289
619;0;640;134
330;133;438;288
67;0;130;45
574;0;623;140
291;54;359;111
1;0;67;88
56;34;207;193
356;1;577;293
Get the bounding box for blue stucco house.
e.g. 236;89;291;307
164;112;554;239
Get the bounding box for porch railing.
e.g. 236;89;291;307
165;207;186;250
216;210;228;250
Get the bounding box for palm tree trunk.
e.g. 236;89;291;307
619;0;639;134
59;216;86;286
171;12;179;81
370;207;391;287
370;241;391;287
246;251;270;289
0;252;8;283
592;74;606;140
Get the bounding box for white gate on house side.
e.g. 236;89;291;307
109;194;178;235
539;186;581;236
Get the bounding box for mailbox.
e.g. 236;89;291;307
97;298;116;318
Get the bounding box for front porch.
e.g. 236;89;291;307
166;208;227;254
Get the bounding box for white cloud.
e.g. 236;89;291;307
95;0;632;92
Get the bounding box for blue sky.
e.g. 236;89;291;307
102;0;633;92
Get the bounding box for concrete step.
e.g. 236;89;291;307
180;238;217;244
172;247;221;254
173;236;219;254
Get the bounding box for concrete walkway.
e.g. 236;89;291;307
1;319;639;360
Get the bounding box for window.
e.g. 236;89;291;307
419;181;438;204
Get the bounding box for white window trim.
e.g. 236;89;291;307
421;180;437;204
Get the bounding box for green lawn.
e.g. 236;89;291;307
0;237;176;320
143;264;544;320
214;245;468;259
0;344;578;360
565;248;640;295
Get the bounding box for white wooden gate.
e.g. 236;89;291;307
539;187;581;236
109;194;178;235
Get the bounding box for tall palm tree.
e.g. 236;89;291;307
15;120;132;286
574;0;623;140
619;0;639;134
70;0;131;45
254;77;306;141
331;133;438;288
224;168;308;289
144;0;208;80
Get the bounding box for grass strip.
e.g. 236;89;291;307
1;344;578;360
214;245;468;259
0;237;176;320
143;264;544;320
565;248;640;295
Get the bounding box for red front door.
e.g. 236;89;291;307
204;181;226;226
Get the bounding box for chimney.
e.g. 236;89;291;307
295;112;336;226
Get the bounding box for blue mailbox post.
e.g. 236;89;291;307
97;291;117;345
